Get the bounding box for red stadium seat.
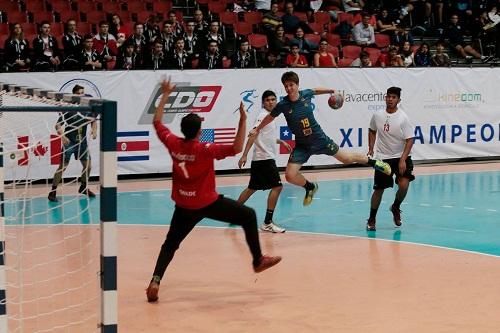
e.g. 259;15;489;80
314;11;330;25
26;0;47;13
305;33;321;45
364;47;381;64
33;11;56;23
0;35;10;49
327;45;339;58
234;21;253;36
102;2;121;14
137;11;155;23
76;22;92;35
128;1;145;13
220;11;238;26
51;1;70;13
243;11;263;26
85;10;107;24
208;2;226;19
248;33;268;49
7;11;28;23
342;45;361;59
337;57;353;67
50;23;64;36
325;33;341;47
294;12;308;23
0;23;9;35
337;12;353;24
58;10;79;23
21;23;37;35
308;22;325;34
153;1;172;13
0;1;20;12
77;1;96;12
375;33;390;49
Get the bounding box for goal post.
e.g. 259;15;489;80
0;83;117;332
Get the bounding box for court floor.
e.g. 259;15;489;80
4;162;500;332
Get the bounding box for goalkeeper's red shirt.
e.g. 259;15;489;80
154;120;236;209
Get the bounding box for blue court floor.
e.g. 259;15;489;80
7;170;500;256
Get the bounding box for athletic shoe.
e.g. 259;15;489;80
303;182;318;206
48;190;58;202
373;160;391;176
366;217;376;231
146;281;160;302
260;222;286;233
79;186;96;197
253;255;282;273
481;55;493;63
390;205;402;227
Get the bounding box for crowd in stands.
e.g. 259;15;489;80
1;0;500;72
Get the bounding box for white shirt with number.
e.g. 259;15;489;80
252;110;277;161
369;108;414;159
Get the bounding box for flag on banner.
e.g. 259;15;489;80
200;128;236;145
17;136;29;166
50;134;62;165
117;131;150;162
279;126;295;154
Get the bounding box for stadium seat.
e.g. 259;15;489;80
337;57;353;67
325;33;341;47
58;9;79;23
26;0;47;13
234;21;253;37
77;1;96;12
33;11;56;23
76;22;92;35
375;33;390;49
50;22;64;36
314;11;330;26
102;2;121;14
21;22;37;35
243;11;263;26
85;10;107;24
50;1;71;13
342;45;361;59
305;33;321;45
364;47;381;64
0;1;20;12
0;23;9;35
294;12;308;23
337;12;353;24
327;45;339;58
7;11;28;23
308;22;325;34
127;1;145;12
248;33;268;49
153;1;172;13
208;2;226;19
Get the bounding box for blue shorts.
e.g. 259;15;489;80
289;137;339;164
63;141;89;162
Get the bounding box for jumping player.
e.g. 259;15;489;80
366;86;415;231
237;90;292;233
249;71;391;206
146;79;282;302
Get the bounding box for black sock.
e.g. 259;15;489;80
51;185;57;191
303;181;315;191
367;158;375;167
393;199;402;209
369;208;378;220
264;209;274;224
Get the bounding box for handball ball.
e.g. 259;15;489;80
328;92;344;110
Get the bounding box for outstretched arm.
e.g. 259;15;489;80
153;79;176;123
232;102;247;154
248;114;274;138
313;87;336;95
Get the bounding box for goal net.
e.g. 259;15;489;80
0;84;117;333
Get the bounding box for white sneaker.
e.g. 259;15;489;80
260;222;286;233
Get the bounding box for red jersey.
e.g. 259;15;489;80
154;120;236;209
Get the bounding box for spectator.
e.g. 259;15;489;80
350;50;373;67
159;21;176;55
183;20;202;59
199;40;224;69
93;21;118;69
109;14;130;47
144;14;161;44
391;24;414;47
352;12;376;46
446;14;488;62
376;8;398;35
263;50;283;67
79;34;103;71
269;25;291;59
4;23;31;72
203;21;227;57
62;19;82;70
414;42;431;66
290;27;315;56
167;10;185;37
431;40;451;66
32;21;61;71
285;43;309;67
342;0;364;13
126;23;148;59
116;41;142;70
400;40;415;66
168;37;192;69
382;45;404;67
193;9;209;35
313;38;337;67
262;2;283;37
231;38;258;68
282;2;312;34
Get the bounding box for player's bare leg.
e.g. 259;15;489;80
285;162;318;206
334;149;392;175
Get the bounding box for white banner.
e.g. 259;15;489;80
2;68;500;180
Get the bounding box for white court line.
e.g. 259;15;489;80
287;196;298;199
420;203;430;206
487;209;497;212
331;198;342;201
442;205;454;208
464;207;475;210
353;199;365;202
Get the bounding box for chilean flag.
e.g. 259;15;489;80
117;131;150;162
279;126;295;154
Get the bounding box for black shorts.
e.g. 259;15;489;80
248;159;282;190
373;156;415;190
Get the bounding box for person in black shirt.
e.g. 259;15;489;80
62;19;83;70
168;37;192;69
79;34;103;70
199;40;223;69
143;39;168;70
231;38;258;68
48;85;97;202
116;41;143;70
32;21;61;71
4;23;31;72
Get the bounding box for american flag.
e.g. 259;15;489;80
200;128;236;145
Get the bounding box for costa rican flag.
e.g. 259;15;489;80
279;126;295;154
117;131;150;162
200;128;236;145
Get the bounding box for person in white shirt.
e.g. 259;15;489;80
366;87;415;231
352;12;375;47
237;90;292;233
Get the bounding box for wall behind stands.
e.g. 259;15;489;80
3;68;500;179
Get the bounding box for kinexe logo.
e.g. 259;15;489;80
138;83;222;124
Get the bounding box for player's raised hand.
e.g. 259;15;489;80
239;101;247;121
161;77;176;96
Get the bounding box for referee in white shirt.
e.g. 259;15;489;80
237;90;292;233
366;87;415;231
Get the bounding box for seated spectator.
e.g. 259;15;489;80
352;12;376;46
285;43;309;67
400;40;415;67
391;24;414;47
381;45;403;67
350;50;372;67
116;41;142;70
167;10;185;37
93;21;118;69
183;20;202;59
376;8;398;35
32;21;61;71
447;14;488;62
144;14;161;44
282;2;312;34
263;50;283;67
193;9;209;36
431;40;451;66
79;34;103;71
109;14;130;47
313;38;337;67
62;19;82;70
290;27;315;55
4;23;31;72
203;21;227;57
269;25;291;59
199;40;223;69
125;23;148;59
168;37;192;70
231;37;258;68
342;0;364;13
262;2;283;37
414;42;431;66
159;21;176;54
